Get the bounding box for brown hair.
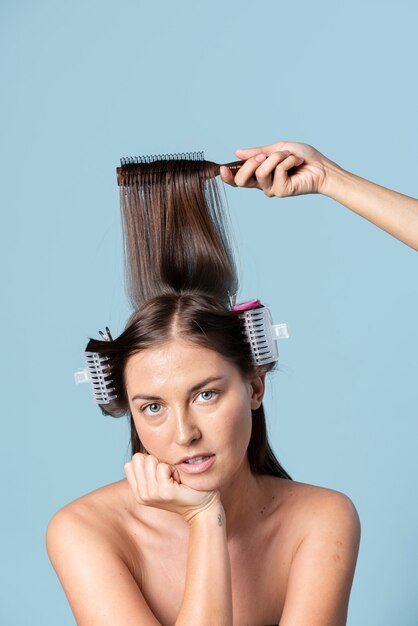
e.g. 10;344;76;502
87;157;292;480
118;157;237;309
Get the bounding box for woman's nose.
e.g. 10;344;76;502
173;410;201;446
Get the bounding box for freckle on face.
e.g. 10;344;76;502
124;339;254;470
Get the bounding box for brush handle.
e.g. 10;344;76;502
219;160;245;171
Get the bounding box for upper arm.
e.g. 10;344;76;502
280;491;361;626
46;506;162;626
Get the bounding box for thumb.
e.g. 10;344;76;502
168;464;182;484
219;165;236;184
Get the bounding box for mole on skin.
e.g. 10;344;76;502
333;540;343;562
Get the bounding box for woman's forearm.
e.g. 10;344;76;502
176;503;233;626
320;159;418;251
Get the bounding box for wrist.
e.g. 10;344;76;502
318;157;348;198
186;496;224;528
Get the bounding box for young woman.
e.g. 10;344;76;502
46;146;362;626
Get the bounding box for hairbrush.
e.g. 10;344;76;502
233;299;289;366
116;151;245;186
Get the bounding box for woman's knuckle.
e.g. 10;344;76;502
134;486;144;502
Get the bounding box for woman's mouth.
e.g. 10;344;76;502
177;455;216;474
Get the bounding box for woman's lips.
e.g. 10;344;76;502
177;455;216;474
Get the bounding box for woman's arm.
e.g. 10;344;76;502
320;159;418;251
46;505;162;626
123;453;233;626
47;454;234;625
279;490;361;626
220;140;418;251
177;502;233;626
46;494;232;626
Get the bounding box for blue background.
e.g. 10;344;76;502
1;1;417;624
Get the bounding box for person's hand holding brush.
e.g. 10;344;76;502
220;139;418;251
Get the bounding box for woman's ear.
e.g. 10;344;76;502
249;372;266;410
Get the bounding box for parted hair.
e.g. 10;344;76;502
87;158;292;479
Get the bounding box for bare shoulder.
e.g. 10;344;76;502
46;481;161;625
274;478;361;626
48;478;131;516
274;476;360;526
290;478;360;534
266;476;361;561
46;479;135;562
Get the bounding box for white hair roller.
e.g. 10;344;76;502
232;299;289;366
74;327;117;405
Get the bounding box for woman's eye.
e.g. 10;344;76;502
198;390;217;402
143;403;161;415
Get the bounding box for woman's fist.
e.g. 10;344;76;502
124;453;221;524
220;140;335;198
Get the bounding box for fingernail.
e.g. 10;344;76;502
282;150;291;156
255;154;266;162
296;157;304;164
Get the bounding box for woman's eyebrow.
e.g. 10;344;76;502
131;376;226;402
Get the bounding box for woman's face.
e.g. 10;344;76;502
124;339;265;489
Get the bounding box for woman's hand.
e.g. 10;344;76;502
220;140;334;198
124;453;221;524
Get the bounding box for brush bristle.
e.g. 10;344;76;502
120;151;205;166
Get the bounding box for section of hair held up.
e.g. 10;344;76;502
118;156;239;309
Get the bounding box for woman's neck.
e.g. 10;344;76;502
218;463;276;541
